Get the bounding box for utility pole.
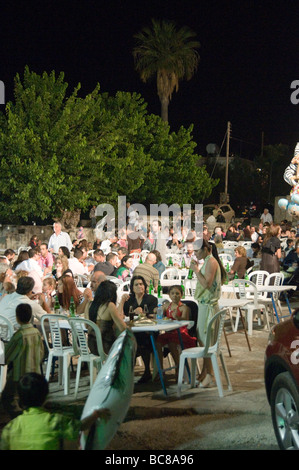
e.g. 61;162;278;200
224;121;231;203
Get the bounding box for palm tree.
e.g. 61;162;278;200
133;19;200;123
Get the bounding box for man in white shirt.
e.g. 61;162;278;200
48;222;72;253
15;249;43;279
0;277;47;331
260;209;273;225
68;248;89;276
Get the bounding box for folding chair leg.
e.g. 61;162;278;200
75;357;82;398
219;351;232;391
211;354;224;398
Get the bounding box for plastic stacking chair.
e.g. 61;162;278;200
41;315;75;396
68;317;107;398
233;279;270;335
0;315;14;393
177;308;232;398
263;272;285;322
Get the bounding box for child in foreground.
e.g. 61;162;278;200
0;373;110;450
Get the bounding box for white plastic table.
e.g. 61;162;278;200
221;283;297;322
131;320;194;395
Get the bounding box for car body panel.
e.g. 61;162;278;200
203;204;235;223
265;317;299;402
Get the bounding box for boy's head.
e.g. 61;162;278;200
18;373;49;409
16;303;32;324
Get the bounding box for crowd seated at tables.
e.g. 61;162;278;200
2;208;299;401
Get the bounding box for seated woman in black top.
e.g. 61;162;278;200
118;275;157;384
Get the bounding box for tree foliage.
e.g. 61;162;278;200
0;67;216;222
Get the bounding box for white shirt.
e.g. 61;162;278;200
261;212;273;224
251;232;259;243
0;292;47;330
48;231;72;253
68;257;88;276
100;239;112;255
15;259;43;278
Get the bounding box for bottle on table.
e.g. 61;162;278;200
168;257;173;267
234;272;239;287
181;280;185;299
129;306;134;322
187;268;193;280
157;280;162;298
143;304;149;317
139;257;143;264
149;280;154;295
181;257;185;269
244;272;249;287
69;296;76;317
156;303;163;320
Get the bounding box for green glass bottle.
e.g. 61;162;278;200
181;257;185;269
181;281;185;299
139;257;143;264
149;280;154;295
69;296;76;317
244;272;249;287
157;280;162;298
168;257;173;267
187;268;193;279
234;272;239;287
226;262;230;273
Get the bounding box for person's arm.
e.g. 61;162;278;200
109;302;128;332
191;257;218;290
76;288;93;316
179;304;190;321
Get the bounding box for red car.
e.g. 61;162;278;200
265;310;299;450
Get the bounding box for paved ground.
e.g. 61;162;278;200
1;298;297;449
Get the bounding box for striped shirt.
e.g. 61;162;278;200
133;263;160;290
5;324;44;381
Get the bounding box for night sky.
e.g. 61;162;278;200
1;0;299;159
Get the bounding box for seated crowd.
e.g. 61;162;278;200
2;207;299;438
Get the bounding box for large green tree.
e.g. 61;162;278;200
0;67;216;223
133;19;200;122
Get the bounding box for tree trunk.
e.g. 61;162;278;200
160;97;169;122
53;209;81;231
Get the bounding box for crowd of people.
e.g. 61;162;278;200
1;206;299;449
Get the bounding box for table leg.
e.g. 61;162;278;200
271;293;280;323
284;292;293;317
149;333;168;396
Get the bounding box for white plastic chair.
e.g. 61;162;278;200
160;268;181;281
17;246;31;255
41;314;75;395
223;241;239;249
219;253;233;264
233;279;270;335
116;280;131;305
0;315;14;393
248;270;269;302
263;272;285;321
183;278;197;297
177;308;232;398
68;317;107;398
140;250;150;262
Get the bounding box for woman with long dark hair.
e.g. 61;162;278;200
57;274;83;310
191;238;225;387
88;280;127;355
118;275;157;383
260;224;281;274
